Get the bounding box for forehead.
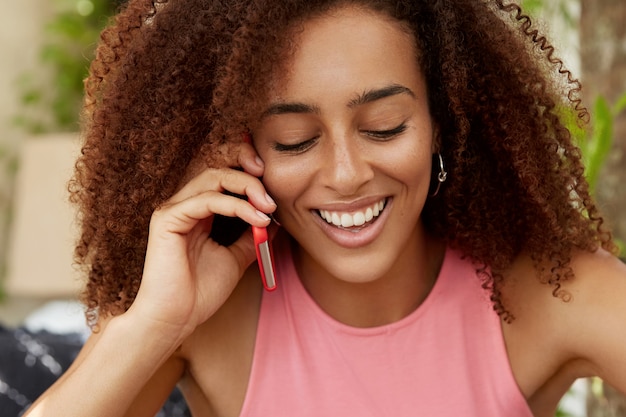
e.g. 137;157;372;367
267;6;421;102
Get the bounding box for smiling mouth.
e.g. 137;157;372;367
317;198;387;230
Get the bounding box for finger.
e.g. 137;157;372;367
168;168;276;214
212;140;242;168
187;216;214;245
215;137;264;176
228;228;258;277
238;142;265;177
153;190;271;236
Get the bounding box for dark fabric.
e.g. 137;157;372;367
0;325;190;417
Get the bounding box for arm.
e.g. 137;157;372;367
565;250;626;392
25;314;186;417
24;143;275;416
501;247;626;417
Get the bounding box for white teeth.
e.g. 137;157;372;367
340;213;354;228
353;212;365;226
318;198;387;228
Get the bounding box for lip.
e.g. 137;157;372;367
311;197;392;248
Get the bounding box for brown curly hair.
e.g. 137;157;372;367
71;0;616;322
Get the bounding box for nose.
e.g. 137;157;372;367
319;133;375;196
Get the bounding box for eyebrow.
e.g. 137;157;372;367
348;84;416;108
261;102;321;119
261;83;415;119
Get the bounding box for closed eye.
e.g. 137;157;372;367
272;137;318;154
363;123;407;140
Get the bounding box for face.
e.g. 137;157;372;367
252;6;436;285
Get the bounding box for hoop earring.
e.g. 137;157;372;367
430;153;447;197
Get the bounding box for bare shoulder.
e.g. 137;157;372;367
501;248;626;406
177;265;263;416
559;249;626;388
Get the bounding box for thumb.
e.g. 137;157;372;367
229;228;258;277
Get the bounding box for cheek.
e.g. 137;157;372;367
403;150;431;184
260;159;309;205
377;138;432;188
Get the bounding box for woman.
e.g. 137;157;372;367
26;0;626;416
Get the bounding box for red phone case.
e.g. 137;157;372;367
252;224;277;291
243;133;277;291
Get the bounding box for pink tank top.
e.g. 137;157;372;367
239;235;533;417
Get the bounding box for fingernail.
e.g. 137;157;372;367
265;193;276;206
255;156;264;168
256;210;271;221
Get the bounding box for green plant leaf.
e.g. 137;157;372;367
613;92;626;114
522;0;544;16
585;96;613;192
14;0;117;133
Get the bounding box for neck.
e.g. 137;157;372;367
293;227;445;328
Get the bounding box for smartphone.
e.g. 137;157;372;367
208;190;249;246
252;224;277;291
208;191;277;291
241;133;278;291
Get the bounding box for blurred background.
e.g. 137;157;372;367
0;0;120;324
0;1;624;416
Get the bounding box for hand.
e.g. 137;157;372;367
127;142;275;342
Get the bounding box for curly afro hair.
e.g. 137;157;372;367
70;0;616;322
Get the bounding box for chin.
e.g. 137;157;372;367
314;252;398;285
